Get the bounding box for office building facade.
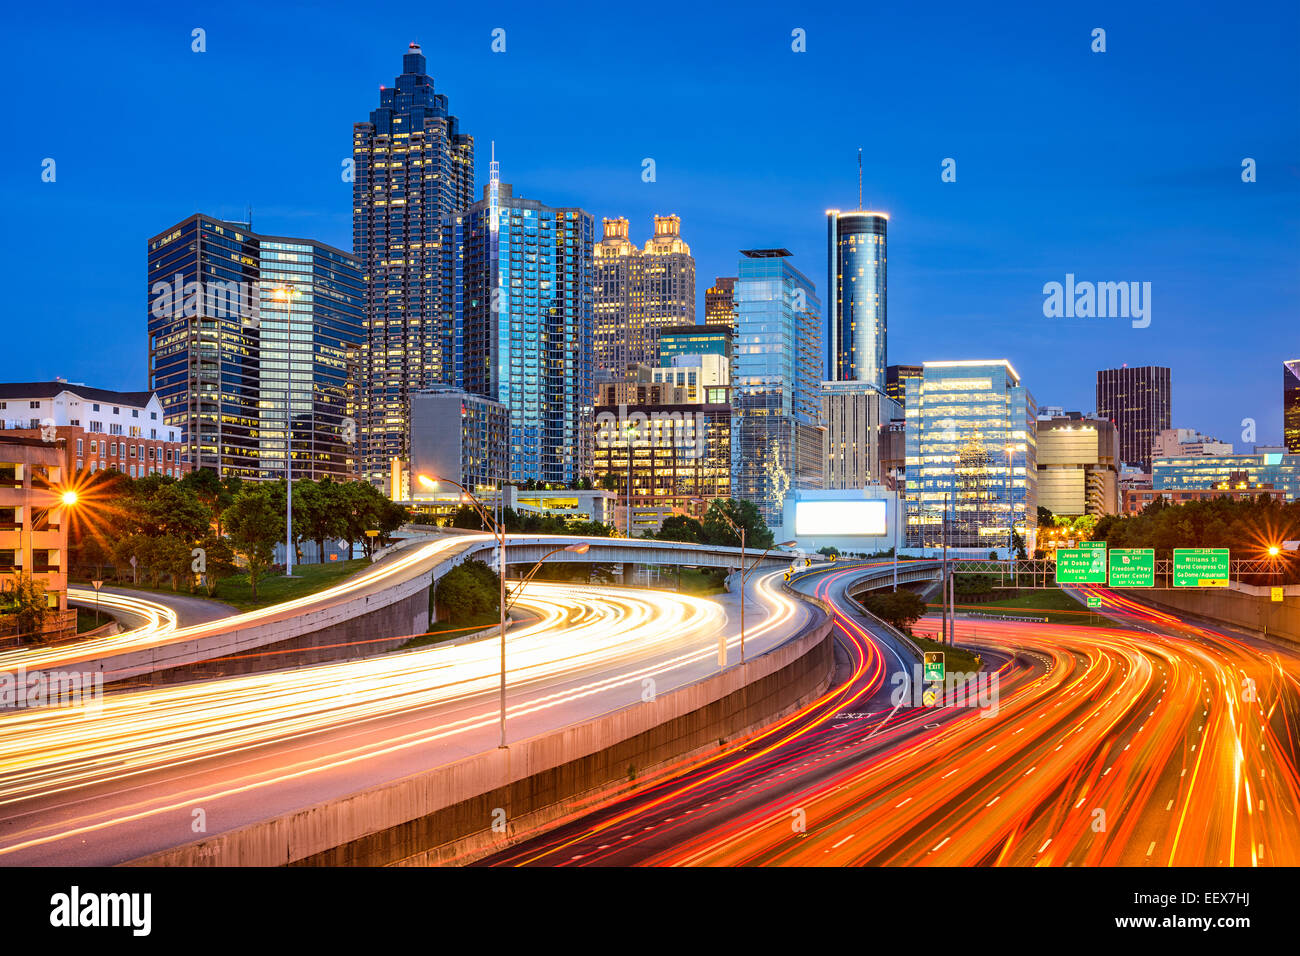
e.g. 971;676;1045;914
353;43;475;488
821;382;900;489
1096;366;1171;471
1035;413;1120;517
704;277;737;329
444;172;594;486
408;387;508;497
826;210;888;387
592;216;695;378
147;215;363;480
885;364;923;409
905;360;1037;554
1285;360;1300;454
658;325;732;365
732;249;824;527
1152;451;1300;502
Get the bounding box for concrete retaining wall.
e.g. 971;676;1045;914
1136;588;1300;648
126;595;834;867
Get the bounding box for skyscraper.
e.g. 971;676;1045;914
905;361;1037;554
592;215;694;378
1285;360;1300;453
147;215;364;479
443;164;594;486
705;277;737;329
826;209;887;387
1095;366;1172;471
353;42;474;488
732;249;824;527
885;363;922;409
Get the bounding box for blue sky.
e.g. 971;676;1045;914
2;1;1296;448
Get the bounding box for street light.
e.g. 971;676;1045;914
418;473;510;749
505;542;591;612
712;503;794;666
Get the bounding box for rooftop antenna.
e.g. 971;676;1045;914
857;148;862;210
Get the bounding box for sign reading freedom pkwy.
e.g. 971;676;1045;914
1054;545;1230;588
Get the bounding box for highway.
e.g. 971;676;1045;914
480;567;1300;866
0;571;808;865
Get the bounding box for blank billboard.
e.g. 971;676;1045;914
795;499;887;536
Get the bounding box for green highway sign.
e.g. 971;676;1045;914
1108;548;1155;588
1172;548;1230;587
1055;546;1108;584
1086;594;1102;607
923;652;945;683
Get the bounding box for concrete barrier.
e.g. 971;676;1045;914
126;589;834;867
1135;587;1300;648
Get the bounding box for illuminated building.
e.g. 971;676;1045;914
905;360;1037;555
885;364;922;409
1152;451;1300;502
658;324;732;365
353;43;475;488
1095;365;1171;471
704;277;737;329
408;387;508;499
821;382;900;489
1285;360;1300;453
593;216;695;378
732;249;824;528
0;383;187;480
0;436;74;641
1035;413;1119;516
147;215;362;480
826;210;888;388
443;167;594;486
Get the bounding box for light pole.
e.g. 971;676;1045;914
285;451;294;577
505;542;591;611
713;504;792;666
419;473;510;749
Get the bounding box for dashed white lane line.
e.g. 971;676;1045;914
896;797;912;808
1146;842;1156;857
932;837;950;851
987;796;1000;807
830;833;856;850
1038;839;1052;854
1025;766;1037;776
1165;800;1174;810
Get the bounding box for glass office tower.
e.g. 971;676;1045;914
353;42;475;488
732;249;823;527
257;239;364;480
1095;365;1171;471
444;166;594;485
827;210;887;387
147;215;363;480
905;360;1037;554
1285;360;1300;454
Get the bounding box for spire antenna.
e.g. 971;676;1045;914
857;148;862;210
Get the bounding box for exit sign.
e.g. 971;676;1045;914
1172;548;1230;588
1108;548;1155;588
1056;546;1108;584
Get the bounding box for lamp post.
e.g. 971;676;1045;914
505;542;591;612
419;473;510;749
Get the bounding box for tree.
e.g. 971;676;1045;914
860;590;926;634
152;535;194;591
657;514;705;543
701;498;774;551
434;559;500;624
294;478;346;563
2;573;51;643
196;534;239;597
223;486;282;599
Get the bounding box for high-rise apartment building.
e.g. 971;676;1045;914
443;168;594;487
704;277;737;329
353;43;474;488
905;360;1037;554
732;249;824;527
826;210;888;387
147;215;363;479
592;216;694;378
1285;360;1300;453
1095;366;1171;471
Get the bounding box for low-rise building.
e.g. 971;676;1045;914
0;436;75;643
0;381;189;480
1123;485;1282;515
1152;452;1300;502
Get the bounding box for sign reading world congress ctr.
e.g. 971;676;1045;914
1173;548;1230;587
1108;548;1155;588
1055;545;1107;584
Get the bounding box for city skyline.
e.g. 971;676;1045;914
4;3;1296;451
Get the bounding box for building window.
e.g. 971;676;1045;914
29;401;40;409
110;443;117;456
76;439;83;455
130;446;136;459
